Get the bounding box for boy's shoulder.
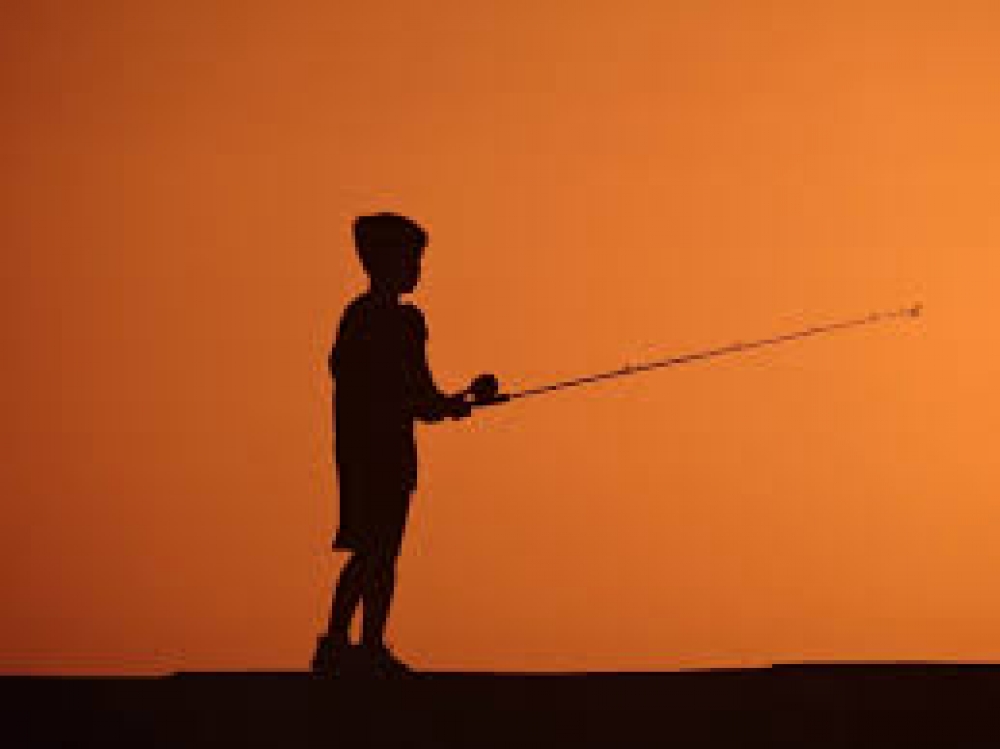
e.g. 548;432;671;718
339;295;427;339
398;302;427;335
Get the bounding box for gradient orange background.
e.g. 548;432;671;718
3;2;998;675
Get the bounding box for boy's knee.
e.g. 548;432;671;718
357;547;398;580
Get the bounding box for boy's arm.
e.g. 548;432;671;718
401;306;470;422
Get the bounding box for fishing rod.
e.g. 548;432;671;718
465;302;922;407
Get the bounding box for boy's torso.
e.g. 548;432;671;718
331;294;426;490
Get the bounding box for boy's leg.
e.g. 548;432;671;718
355;489;412;674
359;548;411;675
327;551;366;639
360;548;398;649
312;551;367;673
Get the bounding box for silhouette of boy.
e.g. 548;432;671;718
313;213;475;676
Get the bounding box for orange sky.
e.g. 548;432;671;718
3;2;999;674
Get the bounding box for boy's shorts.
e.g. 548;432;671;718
333;484;413;558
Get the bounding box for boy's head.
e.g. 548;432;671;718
353;213;427;294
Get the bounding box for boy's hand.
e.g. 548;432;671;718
446;394;473;420
466;373;507;406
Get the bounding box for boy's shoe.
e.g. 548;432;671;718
310;634;350;676
361;643;413;678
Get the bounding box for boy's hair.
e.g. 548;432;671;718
353;213;427;279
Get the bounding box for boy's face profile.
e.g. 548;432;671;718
395;249;422;294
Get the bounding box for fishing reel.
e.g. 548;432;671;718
465;373;509;407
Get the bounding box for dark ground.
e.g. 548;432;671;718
3;664;998;748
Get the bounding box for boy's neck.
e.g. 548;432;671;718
368;283;401;302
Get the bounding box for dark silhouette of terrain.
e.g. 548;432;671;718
4;664;998;747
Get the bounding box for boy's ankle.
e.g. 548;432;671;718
323;630;350;646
